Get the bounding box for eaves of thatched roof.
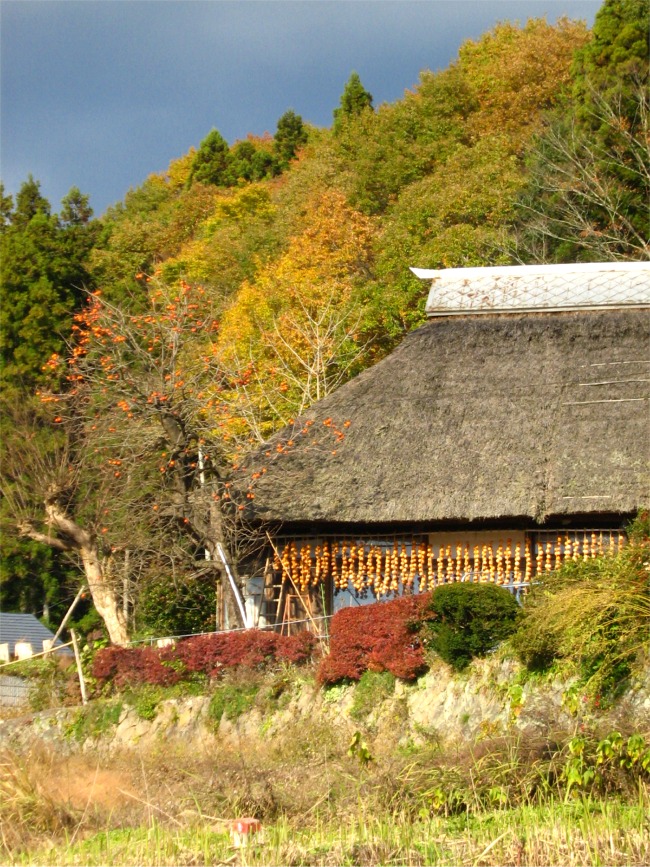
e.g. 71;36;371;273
247;308;650;527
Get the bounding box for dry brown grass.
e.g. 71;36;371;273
0;747;78;856
1;687;648;865
1;733;648;866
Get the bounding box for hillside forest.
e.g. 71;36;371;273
1;0;648;644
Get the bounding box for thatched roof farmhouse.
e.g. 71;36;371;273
242;263;649;629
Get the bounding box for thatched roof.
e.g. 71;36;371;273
247;309;650;527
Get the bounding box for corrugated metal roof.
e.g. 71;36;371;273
410;262;650;316
0;613;73;658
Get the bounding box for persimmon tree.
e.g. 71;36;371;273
1;279;266;644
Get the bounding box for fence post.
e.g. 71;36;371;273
70;629;87;705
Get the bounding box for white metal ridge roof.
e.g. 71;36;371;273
410;262;650;316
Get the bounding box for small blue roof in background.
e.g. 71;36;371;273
0;612;73;658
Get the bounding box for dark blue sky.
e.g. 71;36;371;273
1;1;600;216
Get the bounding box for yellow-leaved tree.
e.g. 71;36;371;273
216;189;376;443
458;17;590;145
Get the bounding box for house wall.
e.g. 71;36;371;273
254;527;625;632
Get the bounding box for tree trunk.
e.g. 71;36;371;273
23;497;132;646
79;545;129;646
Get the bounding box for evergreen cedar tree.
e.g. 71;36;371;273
274;110;308;166
188;110;307;188
0;178;96;391
571;0;649;119
333;72;374;132
188;129;231;186
0;178;97;623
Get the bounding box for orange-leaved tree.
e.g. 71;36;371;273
1;279;265;644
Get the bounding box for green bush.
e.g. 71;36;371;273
136;572;217;638
422;583;521;671
126;684;163;721
511;512;650;702
65;700;123;742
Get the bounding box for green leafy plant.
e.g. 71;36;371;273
126;685;163;721
347;730;374;766
350;670;396;721
561;730;650;800
512;512;650;702
207;681;260;727
65;699;123;742
422;583;521;671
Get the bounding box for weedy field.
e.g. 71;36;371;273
1;711;649;866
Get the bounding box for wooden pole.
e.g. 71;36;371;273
52;584;87;645
265;533;320;634
70;629;87;705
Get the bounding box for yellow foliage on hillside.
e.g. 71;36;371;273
216;189;376;441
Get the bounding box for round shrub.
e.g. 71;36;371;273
422;583;521;670
317;595;428;685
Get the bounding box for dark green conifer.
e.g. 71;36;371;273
274;110;308;166
189;128;231;186
333;72;373;133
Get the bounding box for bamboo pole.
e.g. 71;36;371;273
52;584;87;645
266;533;320;634
70;629;87;705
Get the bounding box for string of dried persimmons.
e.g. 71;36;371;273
272;533;624;595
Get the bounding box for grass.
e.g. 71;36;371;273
2;716;649;866
207;680;260;726
512;512;650;704
350;670;396;721
65;699;123;742
10;799;650;866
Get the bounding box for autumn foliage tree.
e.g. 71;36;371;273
216;190;376;441
0;279;266;643
2;11;625;631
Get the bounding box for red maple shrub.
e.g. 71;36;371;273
92;629;319;689
318;594;431;685
91;645;181;689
